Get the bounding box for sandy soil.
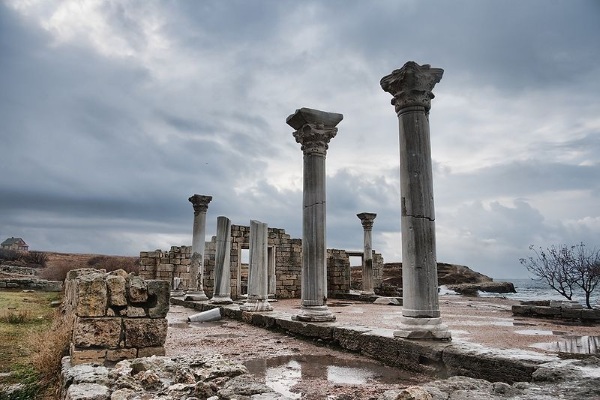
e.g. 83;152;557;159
164;295;599;399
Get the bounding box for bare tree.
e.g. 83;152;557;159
520;243;600;309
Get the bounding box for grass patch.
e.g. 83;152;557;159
0;290;67;399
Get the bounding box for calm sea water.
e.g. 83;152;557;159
477;278;600;306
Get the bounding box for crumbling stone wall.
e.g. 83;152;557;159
138;246;191;290
139;225;383;299
204;225;303;299
63;268;169;366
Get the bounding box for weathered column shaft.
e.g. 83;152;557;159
357;212;377;294
211;216;233;304
302;151;327;306
241;220;272;311
381;61;450;340
185;194;212;301
287;107;342;322
398;107;439;317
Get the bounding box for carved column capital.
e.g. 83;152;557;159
357;212;377;230
380;61;443;114
188;194;212;215
287;108;343;156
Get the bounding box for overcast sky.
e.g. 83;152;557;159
1;1;599;279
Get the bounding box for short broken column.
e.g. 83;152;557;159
357;212;377;295
210;216;233;304
240;220;273;312
380;61;451;340
287;107;342;322
185;194;212;301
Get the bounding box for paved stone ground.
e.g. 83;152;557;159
164;295;599;399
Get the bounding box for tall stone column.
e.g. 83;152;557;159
380;62;451;340
185;194;212;301
210;216;233;304
287;107;342;322
240;220;273;312
357;212;377;295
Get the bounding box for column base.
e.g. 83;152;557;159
184;291;209;301
239;300;273;312
294;305;336;322
360;290;375;296
394;316;451;340
170;290;185;297
209;295;233;305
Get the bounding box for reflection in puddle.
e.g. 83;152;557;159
515;329;555;336
245;355;418;398
532;336;600;354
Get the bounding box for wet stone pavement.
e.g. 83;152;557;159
165;295;600;398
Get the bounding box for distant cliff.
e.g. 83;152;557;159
379;262;515;296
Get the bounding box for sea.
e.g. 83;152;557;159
442;278;600;307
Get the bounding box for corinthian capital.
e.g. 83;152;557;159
189;194;212;215
357;212;377;230
380;61;443;114
287;108;343;155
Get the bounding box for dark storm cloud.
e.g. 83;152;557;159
1;1;599;279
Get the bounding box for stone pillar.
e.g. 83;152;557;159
287;107;342;322
357;212;377;295
240;220;273;312
184;194;212;301
210;216;233;304
380;62;450;340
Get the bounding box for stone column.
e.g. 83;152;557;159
380;61;451;340
240;220;273;312
287;107;342;322
357;212;377;295
210;216;233;304
185;194;212;301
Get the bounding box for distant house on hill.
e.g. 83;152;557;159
1;237;29;252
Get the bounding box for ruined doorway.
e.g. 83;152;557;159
347;252;364;291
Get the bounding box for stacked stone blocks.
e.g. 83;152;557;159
64;268;170;366
139;246;191;290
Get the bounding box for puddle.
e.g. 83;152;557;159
245;355;419;398
531;336;600;354
514;329;556;336
328;302;353;307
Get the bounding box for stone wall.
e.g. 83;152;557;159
139;225;384;299
138;246;191;291
63;268;169;366
0;277;62;291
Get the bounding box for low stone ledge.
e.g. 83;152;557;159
512;302;600;322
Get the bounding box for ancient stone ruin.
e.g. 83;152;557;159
139;225;384;300
63;268;169;365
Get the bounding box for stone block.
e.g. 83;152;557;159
137;346;166;358
533;306;560;316
124;319;168;347
76;273;108;317
561;308;582;319
126;306;147;317
581;309;600;321
73;317;122;348
106;348;137;363
106;275;127;307
127;275;148;303
511;305;533;315
147;280;170;318
70;344;107;366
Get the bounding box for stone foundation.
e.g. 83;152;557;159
63;268;170;365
